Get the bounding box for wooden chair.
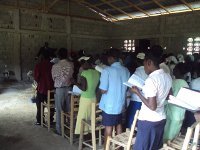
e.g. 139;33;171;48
61;94;80;145
79;102;104;150
161;122;200;150
41;90;55;131
105;110;139;150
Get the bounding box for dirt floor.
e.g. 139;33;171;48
0;81;78;150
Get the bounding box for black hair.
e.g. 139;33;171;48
198;63;200;76
41;49;50;59
173;63;187;78
145;45;163;67
106;48;121;61
160;53;168;63
57;48;68;59
195;62;200;76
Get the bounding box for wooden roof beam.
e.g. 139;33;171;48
74;0;119;21
124;0;150;17
179;0;193;11
94;0;119;7
152;0;170;14
46;0;60;12
102;0;135;19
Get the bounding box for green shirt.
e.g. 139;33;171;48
81;69;100;99
167;79;189;120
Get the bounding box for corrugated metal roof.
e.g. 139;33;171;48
75;0;200;21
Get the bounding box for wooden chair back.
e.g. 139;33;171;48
182;122;200;150
47;90;55;106
127;110;139;150
91;102;102;127
70;94;80;114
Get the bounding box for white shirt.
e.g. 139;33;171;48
131;66;148;102
190;77;200;91
138;69;172;122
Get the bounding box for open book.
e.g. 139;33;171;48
68;85;82;96
123;74;145;89
168;88;200;112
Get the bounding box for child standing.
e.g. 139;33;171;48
131;45;172;150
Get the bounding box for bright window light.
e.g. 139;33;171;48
124;40;135;52
186;37;200;55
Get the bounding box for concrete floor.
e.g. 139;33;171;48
0;81;78;150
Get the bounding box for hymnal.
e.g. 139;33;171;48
168;88;200;112
123;74;145;89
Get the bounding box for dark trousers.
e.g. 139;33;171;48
134;119;166;150
36;92;54;123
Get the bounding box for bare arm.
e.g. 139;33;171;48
131;86;157;111
76;76;87;91
166;88;173;100
100;89;107;94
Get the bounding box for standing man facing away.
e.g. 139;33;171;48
99;48;130;148
34;51;54;125
52;48;74;135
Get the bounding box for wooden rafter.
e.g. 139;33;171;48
152;0;170;14
179;0;193;11
102;0;135;19
74;0;119;21
16;0;19;7
94;0;119;7
124;0;150;17
46;0;60;12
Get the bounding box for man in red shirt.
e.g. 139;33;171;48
34;51;54;125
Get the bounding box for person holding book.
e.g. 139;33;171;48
163;63;189;142
126;52;148;128
99;48;130;148
131;45;172;150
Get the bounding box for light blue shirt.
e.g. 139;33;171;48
99;62;130;114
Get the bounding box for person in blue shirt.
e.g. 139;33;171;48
99;48;130;148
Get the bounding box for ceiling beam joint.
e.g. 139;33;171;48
124;0;150;17
46;0;60;12
102;0;135;19
152;0;170;14
73;0;118;21
179;0;193;11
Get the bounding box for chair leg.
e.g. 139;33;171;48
78;120;84;150
70;113;74;145
91;125;96;150
105;136;111;150
112;128;116;150
41;103;43;127
47;106;50;131
61;111;64;137
99;129;102;146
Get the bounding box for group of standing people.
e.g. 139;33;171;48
34;48;74;135
33;44;200;150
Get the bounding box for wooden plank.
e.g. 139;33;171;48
46;0;60;12
74;0;118;21
124;0;150;16
179;0;193;11
102;0;135;19
152;0;170;14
